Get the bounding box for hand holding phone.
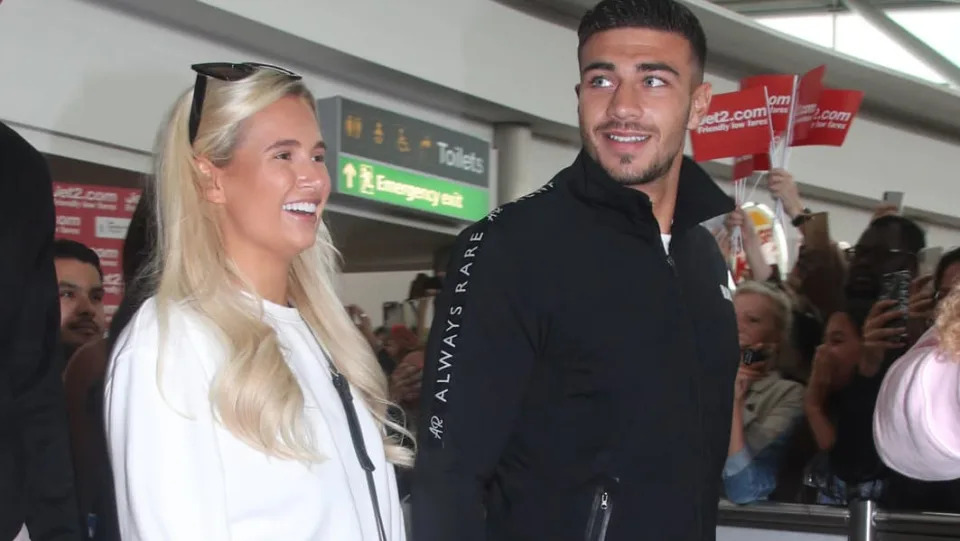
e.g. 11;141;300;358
861;297;909;376
919;247;943;278
882;191;905;214
879;270;912;317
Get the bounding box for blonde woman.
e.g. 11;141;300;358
874;285;960;481
724;281;805;504
104;62;410;540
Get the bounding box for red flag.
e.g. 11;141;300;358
794;89;864;147
691;87;773;162
791;65;826;144
740;74;797;136
752;153;771;172
732;155;755;181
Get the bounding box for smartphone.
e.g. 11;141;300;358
919;246;943;277
879;270;911;332
741;347;768;366
883;191;905;213
803;212;830;250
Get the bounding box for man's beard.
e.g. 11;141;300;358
611;149;679;186
581;112;687;187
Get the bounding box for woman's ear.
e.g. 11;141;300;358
196;157;226;205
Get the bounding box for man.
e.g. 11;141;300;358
412;1;738;539
828;215;926;502
53;240;106;365
1;120;81;540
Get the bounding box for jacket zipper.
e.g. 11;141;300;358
584;484;614;541
664;242;705;540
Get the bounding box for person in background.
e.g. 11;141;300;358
828;215;925;502
719;203;830;384
347;306;423;409
874;281;960;481
934;248;960;304
62;191;154;541
53;240;106;366
104;62;409;540
0;121;81;540
800;311;866;503
872;246;960;512
374;326;390;349
414;0;739;538
767;309;865;504
724;282;804;504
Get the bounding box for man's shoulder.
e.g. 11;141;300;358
459;175;568;239
0;122;48;179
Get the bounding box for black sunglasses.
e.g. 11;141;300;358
188;62;302;145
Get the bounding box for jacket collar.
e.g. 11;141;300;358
565;149;733;235
749;370;784;395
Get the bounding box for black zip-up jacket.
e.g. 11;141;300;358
412;151;739;541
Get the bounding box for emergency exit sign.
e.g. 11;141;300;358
316;96;491;222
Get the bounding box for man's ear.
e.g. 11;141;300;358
687;82;713;131
195;157;226;205
575;83;581;98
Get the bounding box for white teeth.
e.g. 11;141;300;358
607;134;649;143
282;202;318;214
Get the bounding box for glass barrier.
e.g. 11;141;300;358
717;499;960;541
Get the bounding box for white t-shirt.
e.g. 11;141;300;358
661;233;672;254
104;297;405;541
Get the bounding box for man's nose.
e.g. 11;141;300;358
74;293;94;316
607;82;645;120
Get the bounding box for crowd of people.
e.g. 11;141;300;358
710;170;960;509
3;0;959;540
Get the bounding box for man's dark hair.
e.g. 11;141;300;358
935;247;960;291
53;238;103;280
577;0;707;75
869;215;926;255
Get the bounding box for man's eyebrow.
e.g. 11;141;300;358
58;281;79;289
581;61;615;74
638;62;680;77
580;61;680;78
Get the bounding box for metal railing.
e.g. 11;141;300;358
718;499;960;540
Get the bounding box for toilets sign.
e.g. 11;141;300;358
316;96;491;221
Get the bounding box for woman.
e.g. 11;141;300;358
724;281;805;504
874;284;960;481
104;62;410;540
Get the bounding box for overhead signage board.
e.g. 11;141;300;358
316;96;491;222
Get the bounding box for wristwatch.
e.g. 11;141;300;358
791;208;813;227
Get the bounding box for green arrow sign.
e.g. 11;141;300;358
337;154;489;222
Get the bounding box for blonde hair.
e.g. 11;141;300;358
734;281;797;372
937;287;960;360
149;69;413;465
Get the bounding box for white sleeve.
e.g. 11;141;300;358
874;331;960;481
104;302;231;540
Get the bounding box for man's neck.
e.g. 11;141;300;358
629;159;682;234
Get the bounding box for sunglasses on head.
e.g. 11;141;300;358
188;62;302;145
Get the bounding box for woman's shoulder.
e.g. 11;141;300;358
115;296;215;345
110;296;224;382
764;372;805;402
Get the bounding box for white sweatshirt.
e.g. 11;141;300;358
104;297;405;541
874;327;960;481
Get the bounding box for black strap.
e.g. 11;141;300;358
331;371;388;541
303;321;388;540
